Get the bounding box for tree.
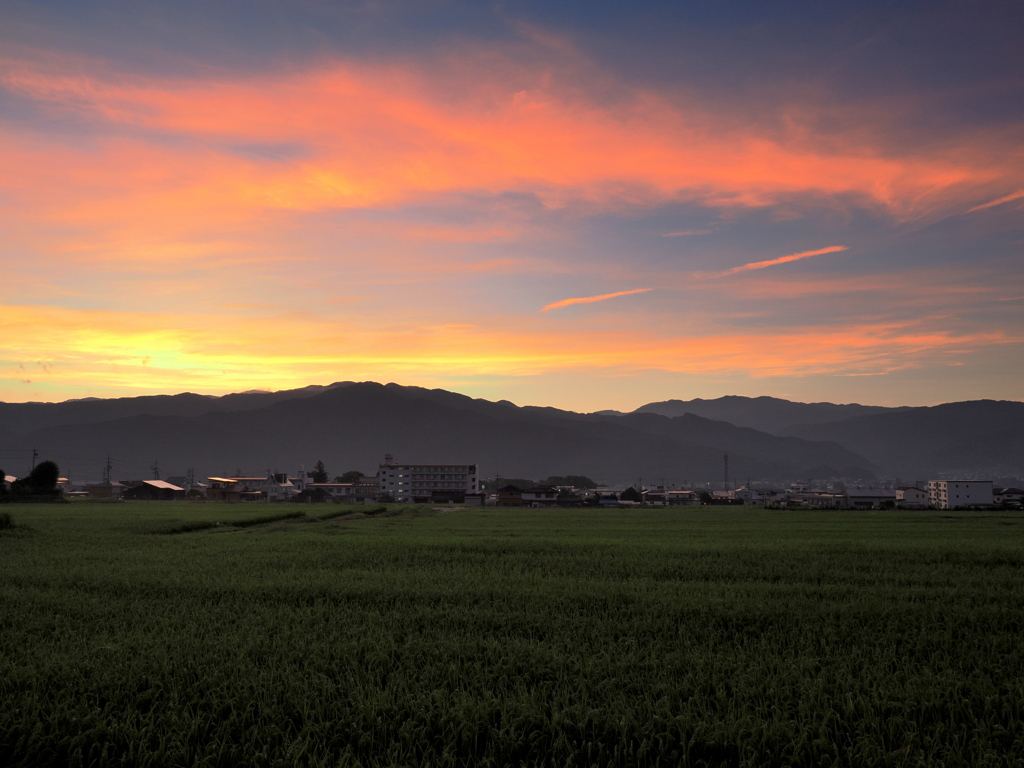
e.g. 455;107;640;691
334;470;363;483
7;460;60;501
700;491;713;505
620;486;642;503
556;487;580;506
0;468;6;499
29;461;59;493
310;460;328;484
544;475;599;489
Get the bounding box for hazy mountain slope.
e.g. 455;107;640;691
608;413;871;472
0;382;357;436
632;395;899;434
789;400;1024;476
7;382;872;484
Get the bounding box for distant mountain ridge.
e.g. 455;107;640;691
1;385;1020;483
619;395;1023;478
630;395;903;434
0;383;870;485
788;400;1024;477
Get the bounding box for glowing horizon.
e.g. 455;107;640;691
1;2;1021;411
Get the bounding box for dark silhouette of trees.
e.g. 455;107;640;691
310;461;328;484
620;486;642;503
334;470;363;483
29;461;59;493
544;475;599;489
5;460;61;502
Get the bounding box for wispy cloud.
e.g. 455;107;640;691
967;190;1024;213
663;229;714;237
541;288;652;312
701;246;848;279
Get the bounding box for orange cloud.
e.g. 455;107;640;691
1;48;1015;243
541;288;653;312
1;41;1022;405
700;246;848;279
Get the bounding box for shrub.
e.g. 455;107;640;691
0;512;12;530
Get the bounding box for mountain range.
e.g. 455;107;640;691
0;383;1020;485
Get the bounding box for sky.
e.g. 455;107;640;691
1;0;1022;411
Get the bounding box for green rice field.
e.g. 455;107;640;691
2;502;1024;767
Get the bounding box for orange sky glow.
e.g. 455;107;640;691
1;6;1021;410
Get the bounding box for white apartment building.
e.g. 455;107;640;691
927;480;993;509
378;454;479;503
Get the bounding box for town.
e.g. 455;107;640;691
8;454;1021;510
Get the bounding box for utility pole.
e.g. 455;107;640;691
152;460;160;480
724;454;729;493
103;456;112;484
31;447;38;472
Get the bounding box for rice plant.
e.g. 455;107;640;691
2;504;1023;767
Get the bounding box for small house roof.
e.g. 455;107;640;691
144;480;185;491
845;488;896;498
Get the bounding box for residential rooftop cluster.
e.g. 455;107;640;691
9;455;1022;511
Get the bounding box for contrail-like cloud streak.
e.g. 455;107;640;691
704;246;848;279
541;288;652;312
967;190;1024;213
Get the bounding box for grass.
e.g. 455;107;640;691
2;503;1024;766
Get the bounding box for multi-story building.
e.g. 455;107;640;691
927;480;993;509
378;454;479;503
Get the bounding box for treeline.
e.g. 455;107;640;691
0;461;63;503
482;475;600;492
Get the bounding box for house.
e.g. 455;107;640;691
664;490;700;506
928;480;993;509
496;485;523;507
521;485;559;507
787;491;844;508
994;487;1024;507
844;488;897;509
261;472;296;501
121;480;186;501
642;488;668;506
732;486;762;504
165;475;208;498
307;481;380;505
378;455;479;503
896;486;928;508
206;477;265;502
85;480;127;499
